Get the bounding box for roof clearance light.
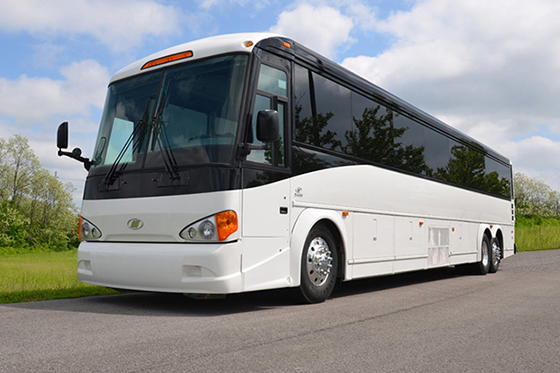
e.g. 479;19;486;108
141;50;193;70
244;40;254;48
283;41;291;49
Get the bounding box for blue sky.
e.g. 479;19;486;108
1;0;559;204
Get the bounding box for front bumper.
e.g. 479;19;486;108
77;240;243;294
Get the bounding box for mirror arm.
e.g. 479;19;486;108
237;143;270;158
58;148;92;171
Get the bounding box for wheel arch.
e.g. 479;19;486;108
289;208;348;287
477;224;493;262
495;228;504;251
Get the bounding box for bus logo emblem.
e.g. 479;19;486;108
127;218;144;230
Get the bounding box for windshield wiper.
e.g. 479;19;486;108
103;98;152;188
150;93;180;182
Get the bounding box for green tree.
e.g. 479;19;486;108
0;204;28;247
514;172;560;217
4;135;41;209
0;138;9;201
0;134;79;250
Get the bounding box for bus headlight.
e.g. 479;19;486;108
200;220;216;240
79;217;102;241
180;210;238;242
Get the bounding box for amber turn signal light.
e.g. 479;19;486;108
215;210;238;241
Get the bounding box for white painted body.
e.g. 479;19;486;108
78;164;514;294
78;32;514;295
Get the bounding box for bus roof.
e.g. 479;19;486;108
109;33;510;165
110;33;283;84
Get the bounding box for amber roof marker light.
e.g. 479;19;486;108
141;50;194;70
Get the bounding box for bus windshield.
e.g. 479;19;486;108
90;54;248;176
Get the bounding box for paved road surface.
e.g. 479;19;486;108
1;250;559;372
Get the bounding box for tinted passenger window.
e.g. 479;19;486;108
485;157;512;198
312;73;352;151
294;64;312;125
392;112;426;174
424;128;450;178
436;140;485;189
347;92;392;164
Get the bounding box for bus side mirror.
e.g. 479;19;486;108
57;122;69;149
256;110;279;142
56;121;92;171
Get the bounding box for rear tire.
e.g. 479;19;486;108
489;237;501;273
297;225;338;304
456;235;491;275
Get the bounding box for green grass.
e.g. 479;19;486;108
515;225;560;252
515;215;560;252
0;250;118;304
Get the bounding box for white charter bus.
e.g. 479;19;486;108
57;33;515;303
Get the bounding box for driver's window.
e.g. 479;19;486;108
246;64;287;165
104;118;134;165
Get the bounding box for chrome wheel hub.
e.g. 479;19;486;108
482;240;489;267
492;241;501;266
306;237;333;287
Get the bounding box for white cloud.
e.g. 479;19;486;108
339;0;560;190
342;0;560;121
0;0;183;52
270;3;354;58
506;137;560;192
334;0;379;32
0;60;109;130
198;0;270;10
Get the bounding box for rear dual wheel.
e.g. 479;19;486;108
489;237;502;273
457;235;492;275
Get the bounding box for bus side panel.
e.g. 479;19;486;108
241;179;291;292
448;223;478;265
394;216;429;273
351;213;394;279
289;165;513;280
242;237;291;292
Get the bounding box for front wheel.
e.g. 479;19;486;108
297;226;338;303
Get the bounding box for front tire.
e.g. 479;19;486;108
297;225;338;303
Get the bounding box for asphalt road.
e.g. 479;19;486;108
1;250;559;372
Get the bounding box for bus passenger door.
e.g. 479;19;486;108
241;59;292;292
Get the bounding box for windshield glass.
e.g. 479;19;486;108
90;54;248;175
